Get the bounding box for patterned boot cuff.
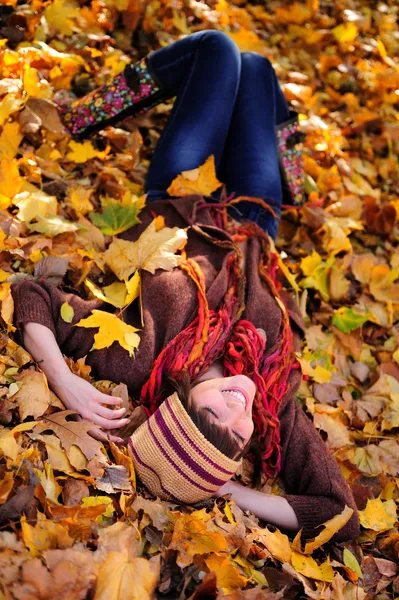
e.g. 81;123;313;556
59;56;165;140
276;111;306;206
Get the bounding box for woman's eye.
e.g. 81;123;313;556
204;407;218;418
234;432;245;443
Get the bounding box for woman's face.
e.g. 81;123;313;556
190;362;255;450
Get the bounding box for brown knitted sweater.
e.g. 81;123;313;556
12;195;360;543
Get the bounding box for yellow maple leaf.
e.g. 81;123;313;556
292;505;354;554
104;218;187;280
85;271;140;310
44;0;79;36
205;554;248;593
0;156;23;199
67;140;110;164
167;155;222;198
95;552;160;600
359;497;397;531
21;511;74;557
291;551;334;582
75;309;141;357
68;186;94;216
0;121;23;159
169;512;228;568
252;527;291;563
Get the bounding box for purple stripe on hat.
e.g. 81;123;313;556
147;416;217;494
128;437;179;501
155;405;228;487
165;398;236;475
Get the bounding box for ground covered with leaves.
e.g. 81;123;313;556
0;0;398;598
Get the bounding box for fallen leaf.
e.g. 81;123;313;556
90;194;145;235
21;511;74;557
34;410;105;461
94;551;160;600
359;498;397;532
96;465;132;494
167;154;222;197
60;301;75;323
104;217;187;280
75;309;141;357
205;554;248;593
169;512;228;568
67;140;109;163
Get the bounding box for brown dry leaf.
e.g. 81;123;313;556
34;410;106;461
130;495;171;531
11;369;59;420
95;464;132;494
312;412;352;448
94;551;160;600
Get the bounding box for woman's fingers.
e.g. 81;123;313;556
90;414;130;430
96;394;124;406
96;405;127;420
89;428;124;443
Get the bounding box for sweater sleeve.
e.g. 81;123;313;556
278;380;360;543
11;278;104;357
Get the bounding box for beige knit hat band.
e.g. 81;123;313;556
128;392;241;503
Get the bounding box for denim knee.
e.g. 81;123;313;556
197;30;241;66
240;51;274;75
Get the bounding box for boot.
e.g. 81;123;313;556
276;110;306;206
58;55;165;140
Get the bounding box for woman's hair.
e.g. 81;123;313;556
162;371;263;487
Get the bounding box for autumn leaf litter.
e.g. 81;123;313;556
0;0;398;598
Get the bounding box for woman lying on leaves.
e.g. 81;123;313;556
11;31;360;544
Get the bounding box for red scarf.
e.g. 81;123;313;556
140;202;297;477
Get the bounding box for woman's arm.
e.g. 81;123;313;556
216;373;360;543
215;480;300;531
275;379;360;542
23;323;129;441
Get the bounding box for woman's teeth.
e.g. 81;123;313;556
223;389;246;406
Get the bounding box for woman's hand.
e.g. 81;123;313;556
51;372;129;443
23;323;129;443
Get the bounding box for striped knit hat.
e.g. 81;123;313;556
128;392;241;503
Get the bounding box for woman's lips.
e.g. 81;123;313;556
221;386;249;409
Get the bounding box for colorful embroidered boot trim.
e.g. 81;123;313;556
58;56;165;140
276;111;306;206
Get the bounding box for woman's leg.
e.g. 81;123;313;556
215;52;292;239
144;31;241;201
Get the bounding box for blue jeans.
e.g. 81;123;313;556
145;30;291;239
